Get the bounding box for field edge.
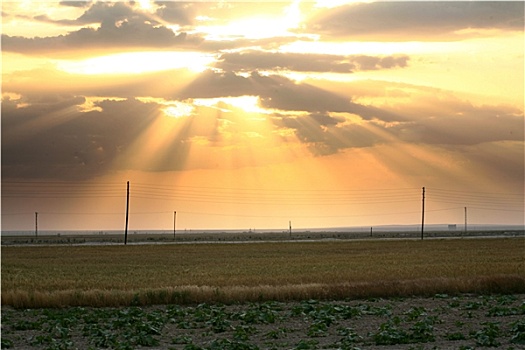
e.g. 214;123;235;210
3;274;524;309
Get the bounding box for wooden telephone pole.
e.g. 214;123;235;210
464;207;467;234
35;212;38;237
124;181;130;245
173;211;177;240
421;187;425;240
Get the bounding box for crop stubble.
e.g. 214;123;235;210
1;238;524;308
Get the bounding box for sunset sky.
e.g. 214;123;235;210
2;1;524;232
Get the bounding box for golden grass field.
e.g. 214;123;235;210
2;238;524;308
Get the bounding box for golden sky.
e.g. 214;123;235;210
2;1;524;231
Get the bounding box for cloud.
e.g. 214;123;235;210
177;70;402;123
304;2;524;40
275;112;381;155
33;2;155;27
391;105;524;146
68;1;143;25
460;141;524;185
2;94;284;179
269;89;524;156
2;84;523;180
1;97;162;180
216;51;409;73
3;2;311;55
2;2;203;54
59;1;92;8
2;24;200;54
154;1;196;26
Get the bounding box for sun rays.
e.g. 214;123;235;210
2;1;523;230
54;51;215;75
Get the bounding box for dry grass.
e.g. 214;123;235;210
2;238;524;308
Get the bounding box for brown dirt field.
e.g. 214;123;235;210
2;293;524;349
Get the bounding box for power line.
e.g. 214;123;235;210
1;205;513;219
430;187;523;197
2;182;522;223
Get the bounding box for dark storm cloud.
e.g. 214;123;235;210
216;51;409;73
305;1;524;40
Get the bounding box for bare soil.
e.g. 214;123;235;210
2;293;524;349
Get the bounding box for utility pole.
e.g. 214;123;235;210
421;187;425;240
35;212;38;237
289;221;292;237
464;207;467;234
173;211;177;240
124;181;130;245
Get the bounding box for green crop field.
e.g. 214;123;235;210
2;238;524;308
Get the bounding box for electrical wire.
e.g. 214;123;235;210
1;181;522;219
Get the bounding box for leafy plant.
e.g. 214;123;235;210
487;302;525;316
409;318;435;343
0;338;14;349
234;302;280;324
208;338;259;350
265;327;289;339
496;294;517;305
339;305;364;319
372;320;411;345
448;298;461;308
372;314;437;345
510;319;525;344
336;327;363;346
359;303;393;317
233;325;257;341
12;319;42;331
445;332;466;340
463;301;484;310
295;339;319;349
307;321;328;337
173;335;193;344
455;320;465;328
404;306;427;321
472;321;501;347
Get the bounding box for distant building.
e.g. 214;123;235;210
448;224;457;231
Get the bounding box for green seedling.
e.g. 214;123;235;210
472;321;501;347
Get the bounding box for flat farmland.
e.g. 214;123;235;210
2;238;524;308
